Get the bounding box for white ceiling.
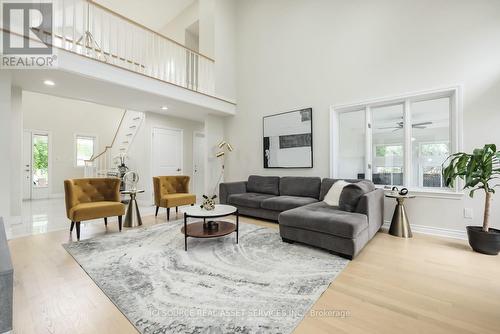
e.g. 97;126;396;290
94;0;195;31
11;69;228;121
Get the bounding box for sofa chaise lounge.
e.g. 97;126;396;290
220;175;384;259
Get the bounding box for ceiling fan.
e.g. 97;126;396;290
378;121;432;132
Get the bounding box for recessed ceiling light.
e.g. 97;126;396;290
43;80;55;86
161;106;168;110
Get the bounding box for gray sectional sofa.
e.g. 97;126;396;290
220;175;384;259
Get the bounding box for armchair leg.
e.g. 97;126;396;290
70;221;75;232
176;206;178;214
155;206;159;217
118;216;122;231
75;222;81;240
167;208;170;221
104;217;108;227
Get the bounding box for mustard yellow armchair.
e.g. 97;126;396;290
153;176;196;220
64;178;125;240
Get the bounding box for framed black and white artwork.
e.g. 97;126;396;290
263;108;313;168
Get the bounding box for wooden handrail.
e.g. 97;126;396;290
86;110;127;163
1;27;236;105
87;0;215;63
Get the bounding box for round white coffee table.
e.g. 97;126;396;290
182;204;239;251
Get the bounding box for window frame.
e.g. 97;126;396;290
74;133;98;168
330;86;463;199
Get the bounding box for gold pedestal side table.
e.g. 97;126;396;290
121;189;145;228
386;193;415;238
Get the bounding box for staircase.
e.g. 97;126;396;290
84;110;144;177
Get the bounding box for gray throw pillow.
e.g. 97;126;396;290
339;181;375;212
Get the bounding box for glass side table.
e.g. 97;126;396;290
385;193;416;238
121;189;145;228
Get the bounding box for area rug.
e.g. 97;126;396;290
63;219;348;334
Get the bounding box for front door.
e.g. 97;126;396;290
152;127;183;177
23;130;50;200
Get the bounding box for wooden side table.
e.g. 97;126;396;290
121;189;145;228
385;193;415;238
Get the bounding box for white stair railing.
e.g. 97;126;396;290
28;0;215;95
84;110;144;177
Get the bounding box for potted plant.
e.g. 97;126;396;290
442;144;500;255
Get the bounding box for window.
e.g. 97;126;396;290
332;87;460;192
375;144;403;157
76;135;96;167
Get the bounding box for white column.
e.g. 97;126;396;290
10;87;23;216
0;73;12;221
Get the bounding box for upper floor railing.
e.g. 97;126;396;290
42;0;215;94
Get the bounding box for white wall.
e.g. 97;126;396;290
0;73;13;221
225;0;500;233
160;1;200;46
214;0;236;102
127;112;204;204
23;91;124;195
199;0;215;58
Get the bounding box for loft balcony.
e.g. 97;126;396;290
3;0;235;117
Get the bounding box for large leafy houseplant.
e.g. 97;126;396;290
442;144;500;254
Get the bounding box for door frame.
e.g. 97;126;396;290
150;126;184;179
192;131;206;197
24;129;52;200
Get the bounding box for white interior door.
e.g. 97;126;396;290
22;131;32;200
152;127;183;177
192;132;206;199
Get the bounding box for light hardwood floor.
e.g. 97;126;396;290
8;211;500;334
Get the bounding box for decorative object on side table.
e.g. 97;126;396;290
263;108;313;168
182;204;239;251
386;192;415;238
115;153;129;193
443;144;500;255
121;171;143;228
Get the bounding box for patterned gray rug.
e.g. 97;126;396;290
63;219;348;334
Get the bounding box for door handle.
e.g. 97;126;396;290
177;168;181;172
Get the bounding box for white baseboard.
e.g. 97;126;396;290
382;221;467;240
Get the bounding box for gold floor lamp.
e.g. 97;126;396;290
212;140;233;195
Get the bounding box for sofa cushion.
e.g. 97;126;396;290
323;180;349;206
279;177;321;199
227;193;277;209
160;193;196;207
247;175;280;195
320;178;366;201
278;202;368;238
339;181;376;212
261;196;318;212
69;201;126;222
